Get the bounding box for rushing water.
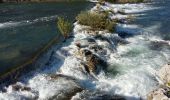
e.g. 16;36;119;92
0;1;93;74
0;0;170;100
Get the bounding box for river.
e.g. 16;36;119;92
0;1;93;74
0;0;170;100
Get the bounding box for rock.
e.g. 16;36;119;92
46;74;83;100
158;64;170;83
150;40;170;50
147;88;170;100
118;32;135;38
117;9;126;15
75;42;81;48
83;49;93;56
72;90;126;100
81;62;90;73
49;74;77;82
89;44;103;52
81;49;108;74
147;64;170;100
110;34;129;45
116;25;140;38
95;34;129;46
75;38;96;48
95;34;111;43
49;86;83;100
11;84;22;91
11;83;31;92
86;37;96;43
20;87;31;91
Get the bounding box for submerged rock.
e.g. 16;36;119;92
3;82;39;100
48;74;83;100
95;34;129;46
49;87;82;100
116;24;141;38
72;90;126;100
75;38;96;48
89;44;103;52
11;83;31;92
49;74;78;82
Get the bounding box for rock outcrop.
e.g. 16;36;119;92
48;74;83;100
81;49;108;74
158;64;170;84
147;64;170;100
147;87;170;100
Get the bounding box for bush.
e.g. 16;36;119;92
57;17;72;39
76;11;116;32
104;0;144;3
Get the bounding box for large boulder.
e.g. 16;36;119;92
48;74;83;100
158;64;170;84
147;64;170;100
81;49;108;74
147;87;170;100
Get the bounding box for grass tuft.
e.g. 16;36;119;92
57;16;72;39
103;0;144;3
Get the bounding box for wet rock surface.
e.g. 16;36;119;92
147;87;170;100
81;49;108;74
11;83;31;92
150;40;170;50
72;90;126;100
158;64;170;83
48;74;83;100
147;64;170;100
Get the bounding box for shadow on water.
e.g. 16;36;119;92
131;0;170;40
0;35;74;90
0;1;95;88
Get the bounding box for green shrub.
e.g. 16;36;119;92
57;17;72;39
76;11;116;32
104;0;144;3
168;82;170;86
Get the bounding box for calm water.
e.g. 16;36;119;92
0;1;93;74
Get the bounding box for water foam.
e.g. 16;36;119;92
0;15;58;29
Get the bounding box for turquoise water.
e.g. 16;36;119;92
0;1;92;74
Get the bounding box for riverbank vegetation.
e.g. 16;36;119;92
57;17;72;40
76;11;116;32
99;0;144;3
